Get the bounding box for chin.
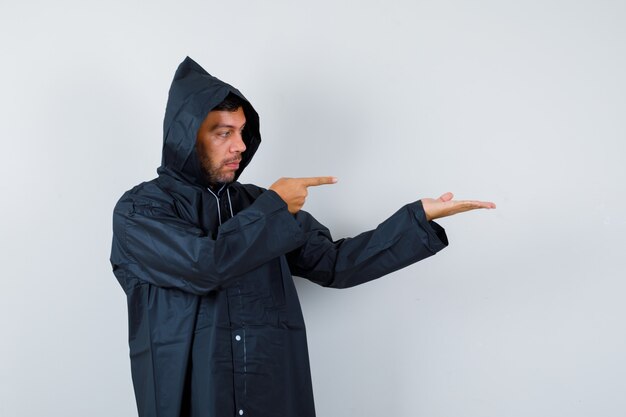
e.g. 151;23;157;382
217;173;236;184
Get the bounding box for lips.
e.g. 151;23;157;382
224;159;241;169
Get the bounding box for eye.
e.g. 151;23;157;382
218;130;232;138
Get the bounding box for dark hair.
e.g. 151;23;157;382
212;93;244;112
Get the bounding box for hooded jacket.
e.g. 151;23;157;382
110;56;449;417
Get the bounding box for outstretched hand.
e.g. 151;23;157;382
421;192;496;221
270;176;338;214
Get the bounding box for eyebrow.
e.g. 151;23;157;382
210;123;246;131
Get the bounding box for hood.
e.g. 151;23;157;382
157;56;261;187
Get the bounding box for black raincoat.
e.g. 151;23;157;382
110;57;449;417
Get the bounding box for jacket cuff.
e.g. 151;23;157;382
218;189;298;237
411;200;449;253
255;189;289;212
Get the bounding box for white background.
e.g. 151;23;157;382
1;1;625;416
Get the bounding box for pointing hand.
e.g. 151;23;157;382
421;192;496;221
270;177;338;214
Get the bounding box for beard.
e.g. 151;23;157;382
198;152;242;186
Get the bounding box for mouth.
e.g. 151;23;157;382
224;159;241;169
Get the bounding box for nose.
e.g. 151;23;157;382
230;132;246;154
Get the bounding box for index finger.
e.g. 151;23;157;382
456;200;497;210
299;176;338;187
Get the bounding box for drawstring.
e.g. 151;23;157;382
206;187;222;225
227;188;234;218
206;186;235;224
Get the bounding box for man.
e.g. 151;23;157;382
110;56;495;417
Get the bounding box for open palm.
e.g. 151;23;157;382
421;192;496;221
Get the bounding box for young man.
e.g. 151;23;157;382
110;56;495;417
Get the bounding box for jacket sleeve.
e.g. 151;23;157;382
111;189;305;295
286;200;448;288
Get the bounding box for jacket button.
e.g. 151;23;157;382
238;410;244;415
235;335;241;341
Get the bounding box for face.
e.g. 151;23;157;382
195;107;247;185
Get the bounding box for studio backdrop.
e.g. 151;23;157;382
1;1;625;416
